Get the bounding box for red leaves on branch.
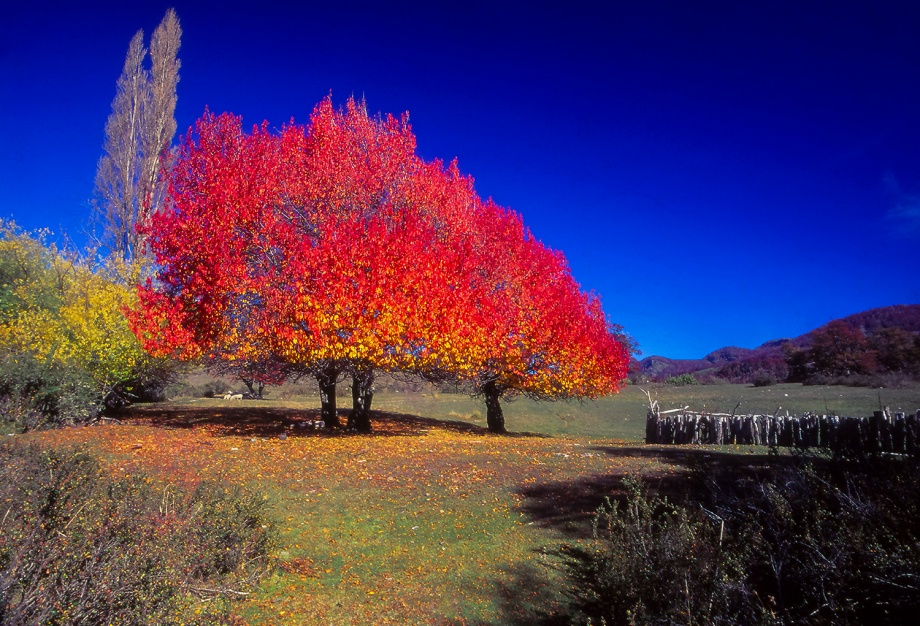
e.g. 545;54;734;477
129;96;629;422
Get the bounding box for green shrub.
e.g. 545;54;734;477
664;373;698;386
197;380;227;399
0;443;274;624
752;372;776;387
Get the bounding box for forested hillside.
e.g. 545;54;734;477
634;304;920;386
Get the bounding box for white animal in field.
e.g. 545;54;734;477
224;392;243;400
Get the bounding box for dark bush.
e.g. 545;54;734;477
565;458;920;625
752;372;776;387
198;380;227;399
564;475;755;625
0;443;274;625
0;350;99;431
717;356;789;385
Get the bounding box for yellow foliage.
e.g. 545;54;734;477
57;265;144;387
0;220;148;393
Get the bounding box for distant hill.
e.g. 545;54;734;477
635;304;920;383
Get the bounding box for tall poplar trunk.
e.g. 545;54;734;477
482;380;506;433
316;365;339;427
348;368;375;432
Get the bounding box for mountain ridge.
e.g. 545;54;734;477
635;303;920;383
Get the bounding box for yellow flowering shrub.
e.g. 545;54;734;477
0;220;152;428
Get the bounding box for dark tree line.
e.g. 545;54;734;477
711;320;920;386
784;320;920;384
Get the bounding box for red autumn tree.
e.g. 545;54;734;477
266;96;427;428
131;96;630;433
808;320;873;378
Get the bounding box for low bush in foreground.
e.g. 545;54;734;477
565;456;920;625
0;443;274;625
563;475;754;625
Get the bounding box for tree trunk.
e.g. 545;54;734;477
348;368;375;432
482;380;506;434
316;366;339;428
241;377;264;399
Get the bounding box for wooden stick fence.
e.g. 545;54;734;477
645;407;920;456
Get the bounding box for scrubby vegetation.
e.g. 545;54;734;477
717;355;789;387
0;443;273;624
635;306;920;388
0;351;98;432
565;455;920;625
786;319;920;387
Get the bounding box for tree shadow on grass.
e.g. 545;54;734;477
592;445;821;489
118;403;542;440
492;561;581;626
476;445;830;624
443;561;572;626
517;444;826;540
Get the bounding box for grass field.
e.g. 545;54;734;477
300;382;920;441
8;383;920;624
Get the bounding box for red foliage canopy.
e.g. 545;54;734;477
130;96;629;431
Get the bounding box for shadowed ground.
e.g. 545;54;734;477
122;403;490;438
518;445;820;539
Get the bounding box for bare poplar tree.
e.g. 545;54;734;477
141;9;181;234
94;29;147;261
93;9;181;263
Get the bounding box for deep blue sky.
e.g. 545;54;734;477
2;1;919;359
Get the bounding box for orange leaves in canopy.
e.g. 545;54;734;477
130;95;629;412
